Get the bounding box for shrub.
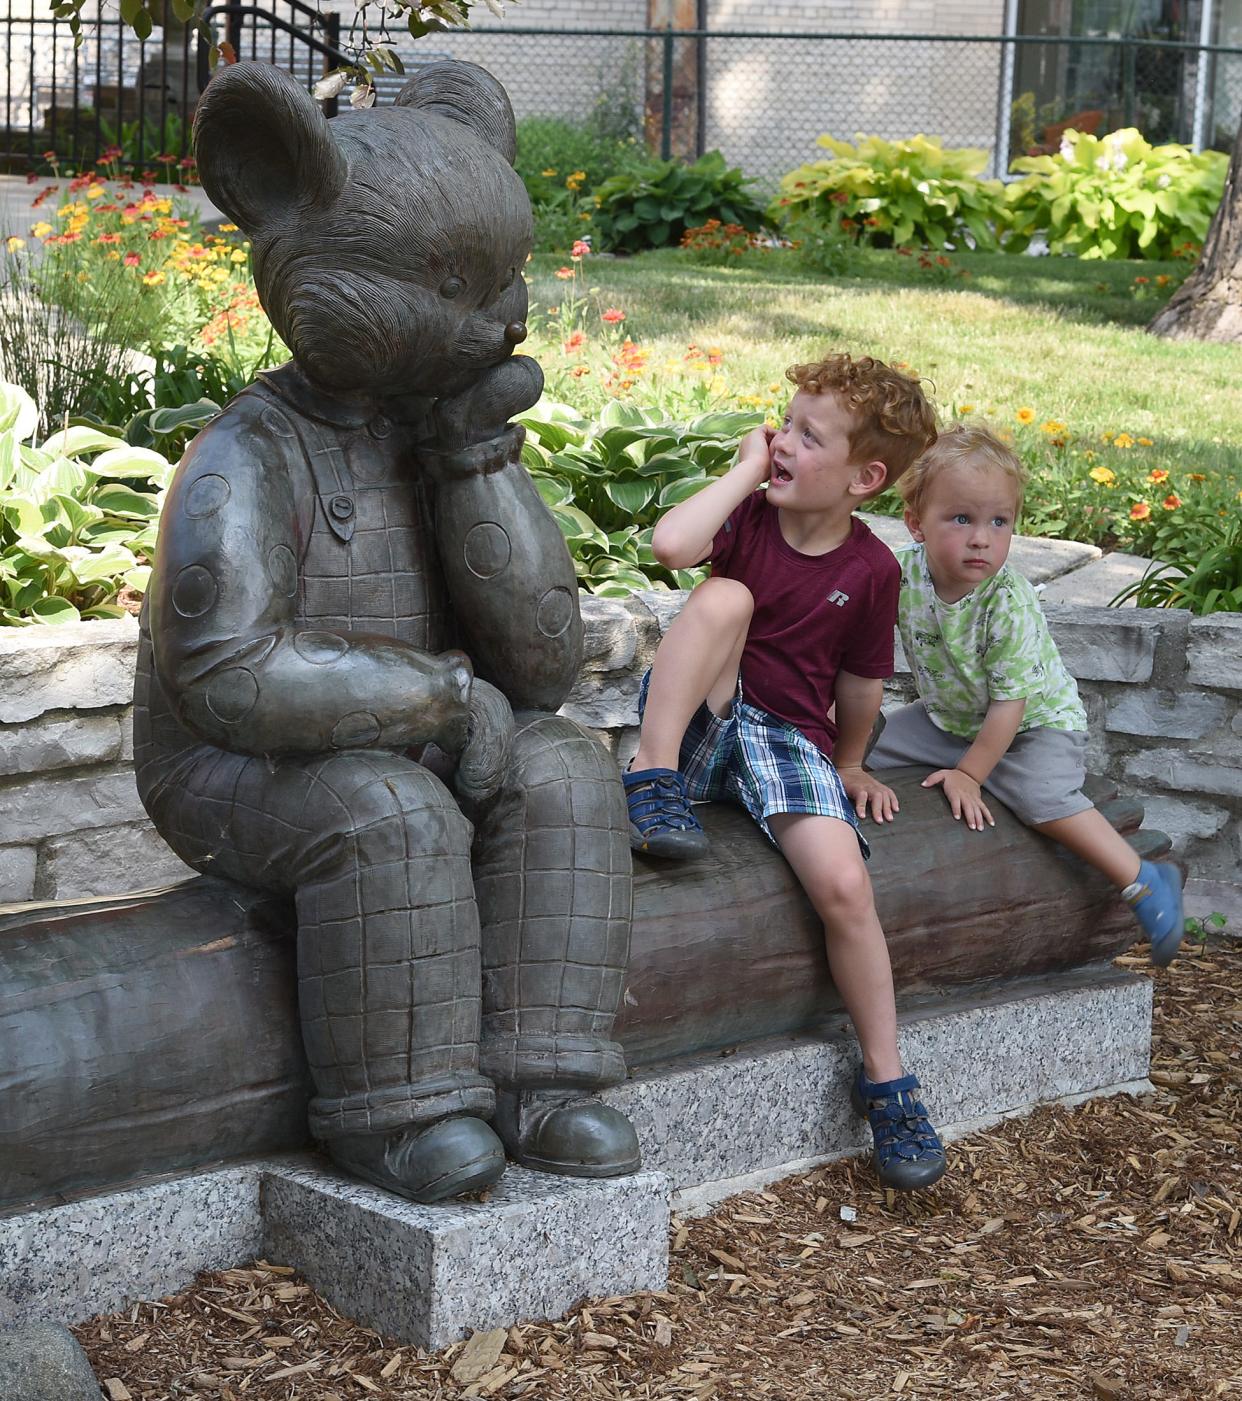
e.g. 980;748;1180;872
773;134;1007;251
592;151;768;255
0;381;172;624
1004;128;1228;260
517;399;763;595
1;239;152;437
1111;513;1242;614
515;117;645;252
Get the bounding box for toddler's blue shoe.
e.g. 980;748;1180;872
1123;859;1184;967
623;767;709;860
850;1068;946;1192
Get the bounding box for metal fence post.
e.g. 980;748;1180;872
1122;39;1136;125
661;22;673;160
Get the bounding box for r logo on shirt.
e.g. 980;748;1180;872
826;590;850;607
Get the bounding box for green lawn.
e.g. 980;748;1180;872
524;245;1241;557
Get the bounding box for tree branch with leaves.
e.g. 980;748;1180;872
52;0;517;97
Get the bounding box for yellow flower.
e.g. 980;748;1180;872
218;223;239;232
1088;466;1116;486
1137;436;1153;446
86;185;105;199
541;167;557;178
31;221;53;238
1147;468;1169;484
4;236;25;253
142;270;166;287
959;403;975;414
1016;407;1035;424
1040;419;1067;435
231;249;247;264
1113;432;1135;449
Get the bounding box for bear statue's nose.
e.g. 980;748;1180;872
505;321;528;346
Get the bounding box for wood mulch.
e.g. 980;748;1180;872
76;939;1242;1401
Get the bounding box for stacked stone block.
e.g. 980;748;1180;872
0;620;194;903
0;600;1238;904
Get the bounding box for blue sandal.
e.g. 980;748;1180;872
623;767;709;860
1123;859;1184;967
851;1068;946;1192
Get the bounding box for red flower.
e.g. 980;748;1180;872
124;253;141;267
571;239;590;258
1161;494;1181;511
601;308;625;324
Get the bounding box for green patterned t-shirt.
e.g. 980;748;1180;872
896;543;1087;737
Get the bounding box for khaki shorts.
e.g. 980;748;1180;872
867;701;1093;827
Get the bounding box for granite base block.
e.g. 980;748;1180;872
0;1164;262;1328
601;967;1152;1190
260;1160;671;1351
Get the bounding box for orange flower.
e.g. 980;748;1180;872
601;308;625;324
571;239;591;258
554;266;573;280
570;365;590;378
1147;468;1169;483
1016;407;1035;424
563;330;586;354
1188;472;1206;482
1162;494;1181;511
1129;502;1151;521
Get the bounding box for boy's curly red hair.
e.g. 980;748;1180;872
786;353;937;493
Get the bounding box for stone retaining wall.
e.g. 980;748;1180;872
1;601;1239;904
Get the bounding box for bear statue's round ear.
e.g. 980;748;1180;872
393;60;517;165
194;61;348;235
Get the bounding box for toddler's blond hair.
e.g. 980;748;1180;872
899;422;1027;518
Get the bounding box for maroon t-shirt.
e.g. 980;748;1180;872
710;493;899;756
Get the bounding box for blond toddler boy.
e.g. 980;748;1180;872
868;423;1184;965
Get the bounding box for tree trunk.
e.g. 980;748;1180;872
1148;112;1242;342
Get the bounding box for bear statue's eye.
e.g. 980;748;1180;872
439;276;465;300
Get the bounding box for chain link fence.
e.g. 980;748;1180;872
3;11;1239;187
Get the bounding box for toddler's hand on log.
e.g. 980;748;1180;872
837;765;900;824
924;768;994;831
431;356;545;453
452;677;514;820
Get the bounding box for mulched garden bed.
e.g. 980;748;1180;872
76;939;1241;1401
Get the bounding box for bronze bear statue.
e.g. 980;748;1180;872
133;58;639;1202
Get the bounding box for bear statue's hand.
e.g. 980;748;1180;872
452;676;514;821
426;356;544;469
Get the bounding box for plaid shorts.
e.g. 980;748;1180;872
637;671;868;858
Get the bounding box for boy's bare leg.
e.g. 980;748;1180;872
1034;809;1142;888
630;577;752;772
767;812;903;1082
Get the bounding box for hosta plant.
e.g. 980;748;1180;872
517;399;764;596
592;151;768;255
773;134;1007;251
1004;128;1228;260
0;381;172;624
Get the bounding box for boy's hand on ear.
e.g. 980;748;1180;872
923;768;995;831
837;765;900;824
736;425;775;488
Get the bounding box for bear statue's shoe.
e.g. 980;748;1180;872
328;1116;506;1204
493;1089;642;1178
